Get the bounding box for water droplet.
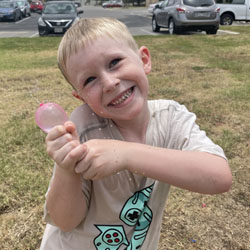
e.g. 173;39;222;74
110;124;113;127
92;113;95;116
129;178;132;182
99;128;102;131
117;172;120;175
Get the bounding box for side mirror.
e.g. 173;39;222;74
78;10;83;14
74;2;81;7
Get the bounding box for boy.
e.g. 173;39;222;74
40;18;232;250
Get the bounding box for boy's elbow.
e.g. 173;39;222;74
57;220;82;233
215;163;232;194
219;171;232;193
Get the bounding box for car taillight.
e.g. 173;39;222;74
176;7;185;13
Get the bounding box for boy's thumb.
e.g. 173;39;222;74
65;121;78;139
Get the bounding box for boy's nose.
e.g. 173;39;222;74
102;73;120;92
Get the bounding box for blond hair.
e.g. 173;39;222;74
57;18;138;84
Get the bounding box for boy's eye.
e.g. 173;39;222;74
84;76;96;86
109;58;121;68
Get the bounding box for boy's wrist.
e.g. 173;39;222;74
55;163;81;181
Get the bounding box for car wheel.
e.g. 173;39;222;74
168;18;177;35
39;30;47;37
13;13;17;22
152;16;160;32
220;13;233;25
206;27;218;35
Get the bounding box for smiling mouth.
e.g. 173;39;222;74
109;87;134;106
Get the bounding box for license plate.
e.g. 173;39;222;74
195;12;210;17
54;27;63;33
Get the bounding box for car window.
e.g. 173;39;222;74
17;1;25;7
0;2;14;8
216;0;245;3
161;0;169;7
44;3;75;14
167;0;175;6
183;0;215;7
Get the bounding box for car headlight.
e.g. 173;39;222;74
38;17;46;26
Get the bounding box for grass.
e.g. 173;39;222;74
0;25;250;249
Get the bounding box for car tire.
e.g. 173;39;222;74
152;16;160;32
168;18;178;35
13;13;17;22
39;30;47;37
220;13;233;25
206;27;218;35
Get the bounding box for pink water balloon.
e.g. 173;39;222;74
35;103;68;133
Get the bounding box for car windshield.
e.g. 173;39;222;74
183;0;214;7
17;1;25;7
44;3;75;14
0;2;14;8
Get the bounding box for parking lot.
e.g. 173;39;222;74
0;5;249;38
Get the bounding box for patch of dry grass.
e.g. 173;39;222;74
0;29;250;249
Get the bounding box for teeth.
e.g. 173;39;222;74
111;88;132;106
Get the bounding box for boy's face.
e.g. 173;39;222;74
66;36;151;123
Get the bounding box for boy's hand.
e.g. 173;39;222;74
74;139;128;180
46;121;87;172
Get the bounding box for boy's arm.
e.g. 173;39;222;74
46;164;87;232
126;143;232;194
76;140;232;194
45;122;88;232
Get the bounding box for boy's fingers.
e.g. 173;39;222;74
64;121;78;139
46;125;66;141
63;144;88;167
74;144;90;174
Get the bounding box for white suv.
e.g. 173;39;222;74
152;0;220;34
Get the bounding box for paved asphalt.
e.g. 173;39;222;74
0;6;156;38
0;5;247;38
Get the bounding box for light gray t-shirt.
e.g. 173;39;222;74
40;100;226;250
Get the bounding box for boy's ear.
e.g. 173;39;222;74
72;90;84;102
139;46;151;74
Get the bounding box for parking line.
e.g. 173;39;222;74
218;29;239;35
30;32;38;38
16;16;31;24
140;28;158;35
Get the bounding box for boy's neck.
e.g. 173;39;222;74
114;105;150;144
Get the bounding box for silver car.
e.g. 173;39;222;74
152;0;220;35
16;0;31;17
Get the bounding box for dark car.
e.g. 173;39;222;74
37;0;83;36
0;1;22;21
152;0;220;35
30;0;44;13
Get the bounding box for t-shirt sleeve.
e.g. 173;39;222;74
165;101;227;160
